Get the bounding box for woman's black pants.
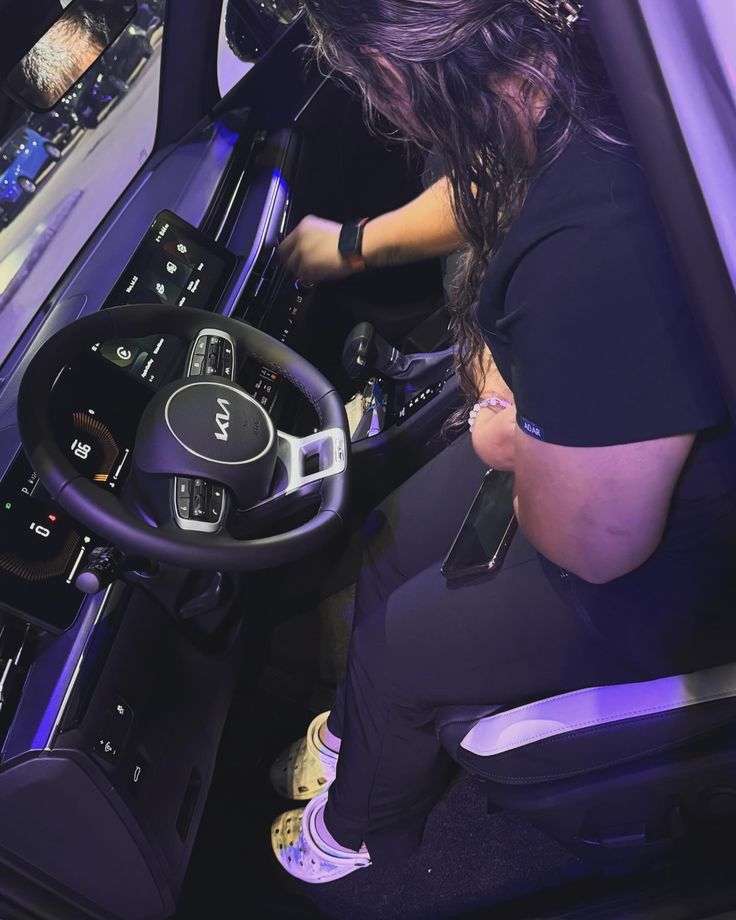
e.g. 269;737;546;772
321;435;656;866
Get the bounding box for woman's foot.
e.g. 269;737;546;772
271;792;371;883
269;711;340;800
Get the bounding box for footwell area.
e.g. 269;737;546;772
170;582;736;920
173;690;589;920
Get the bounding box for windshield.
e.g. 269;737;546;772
0;0;165;370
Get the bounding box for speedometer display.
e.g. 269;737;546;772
52;350;153;494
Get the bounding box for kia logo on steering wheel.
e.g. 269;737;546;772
214;398;231;442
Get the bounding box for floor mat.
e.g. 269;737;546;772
303;778;588;920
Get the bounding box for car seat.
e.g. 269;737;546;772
437;662;736;869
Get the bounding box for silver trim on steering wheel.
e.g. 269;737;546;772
249;428;347;511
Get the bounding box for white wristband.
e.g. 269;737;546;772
468;396;513;431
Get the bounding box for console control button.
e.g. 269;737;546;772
92;698;133;765
112;698;133;726
94;737;119;762
130;759;146;793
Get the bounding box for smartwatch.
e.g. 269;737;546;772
338;218;370;272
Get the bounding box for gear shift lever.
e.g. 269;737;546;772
342;322;454;389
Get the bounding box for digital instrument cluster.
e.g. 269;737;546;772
0;351;157;632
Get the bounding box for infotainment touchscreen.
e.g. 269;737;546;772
103;210;237;311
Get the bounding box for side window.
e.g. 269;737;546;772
0;0;166;370
217;0;302;96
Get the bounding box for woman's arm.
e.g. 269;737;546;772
278;178;464;282
468;344;696;584
469;346;517;469
513;430;695;584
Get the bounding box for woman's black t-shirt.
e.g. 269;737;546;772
477;123;736;676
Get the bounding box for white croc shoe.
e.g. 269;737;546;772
271;792;371;884
270;711;338;801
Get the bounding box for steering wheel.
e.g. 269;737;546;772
17;304;350;571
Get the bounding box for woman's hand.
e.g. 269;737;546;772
471;405;517;471
279;216;356;284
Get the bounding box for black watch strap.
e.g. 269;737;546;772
338;218;370;271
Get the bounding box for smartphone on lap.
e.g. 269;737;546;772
441;469;517;581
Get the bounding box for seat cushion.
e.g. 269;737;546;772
438;662;736;785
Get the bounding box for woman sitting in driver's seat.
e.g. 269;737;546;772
270;0;736;883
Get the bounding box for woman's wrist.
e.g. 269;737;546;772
468;396;514;432
361;213;406;269
470;404;517;471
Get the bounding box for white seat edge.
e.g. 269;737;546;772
460;661;736;758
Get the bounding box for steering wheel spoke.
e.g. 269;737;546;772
273;428;347;496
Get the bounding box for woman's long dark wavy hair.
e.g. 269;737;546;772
301;0;623;415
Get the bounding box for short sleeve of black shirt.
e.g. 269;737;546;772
478;130;725;448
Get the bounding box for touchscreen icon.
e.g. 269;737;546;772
116;346;133;361
166;261;177;275
156;283;166;296
177;243;187;254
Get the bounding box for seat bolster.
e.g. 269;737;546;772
461;663;736;758
454;698;736;784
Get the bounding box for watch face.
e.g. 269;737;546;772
338;219;368;258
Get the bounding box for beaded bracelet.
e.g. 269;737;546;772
468;396;513;431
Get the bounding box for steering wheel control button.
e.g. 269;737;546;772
188;329;236;381
173;476;228;530
192;480;206;518
209;486;224;521
176;477;193;515
223;342;234;377
176;479;192;518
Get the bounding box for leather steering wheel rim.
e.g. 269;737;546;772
17;304;350;570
